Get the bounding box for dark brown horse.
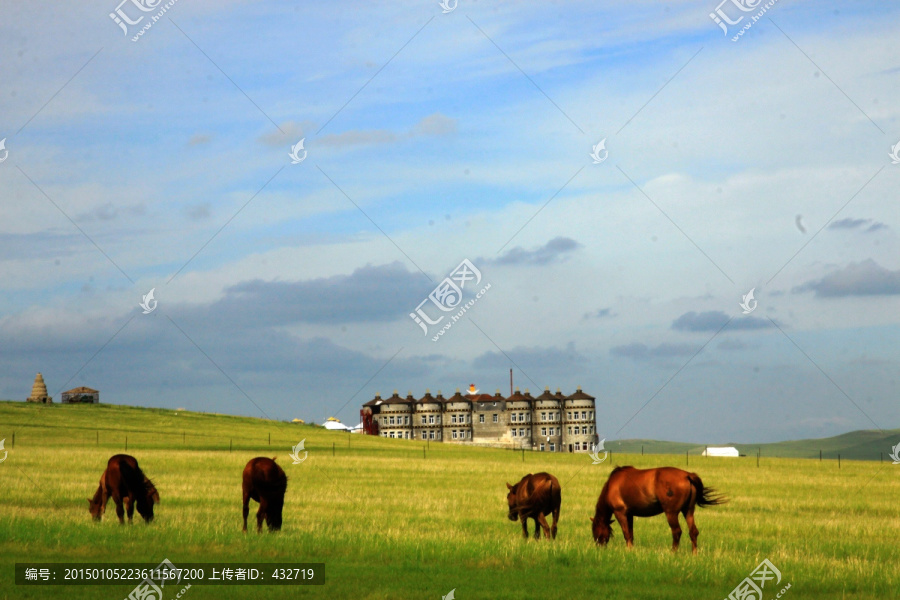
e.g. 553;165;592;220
88;454;159;524
591;466;725;553
506;472;561;539
242;457;287;533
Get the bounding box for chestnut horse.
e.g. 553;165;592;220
591;466;725;553
506;472;561;539
242;457;287;533
88;454;159;524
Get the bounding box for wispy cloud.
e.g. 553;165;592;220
793;259;900;297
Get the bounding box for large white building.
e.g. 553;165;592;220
361;387;598;453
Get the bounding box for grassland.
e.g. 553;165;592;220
0;401;898;599
610;428;900;461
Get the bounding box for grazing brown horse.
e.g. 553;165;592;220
242;457;287;533
591;466;725;553
88;454;159;524
506;472;561;540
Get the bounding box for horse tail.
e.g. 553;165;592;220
688;472;727;507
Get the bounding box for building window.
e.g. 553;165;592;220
452;414;457;424
541;412;546;421
567;412;571;420
511;413;517;423
405;432;409;439
429;415;435;424
550;443;555;452
519;428;525;437
541;428;547;436
590;411;593;420
389;432;395;438
540;444;545;452
568;427;572;435
512;429;517;437
575;442;581;451
581;411;587;420
389;416;395;425
429;431;435;440
492;414;498;423
452;430;458;439
575;426;580;435
421;415;427;424
404;416;409;425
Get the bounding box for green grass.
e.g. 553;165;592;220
1;401;898;599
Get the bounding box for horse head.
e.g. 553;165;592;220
505;482;520;521
590;515;613;546
87;497;103;521
137;477;158;523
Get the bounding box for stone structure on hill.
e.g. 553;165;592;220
26;373;52;403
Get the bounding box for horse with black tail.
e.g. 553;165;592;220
591;466;725;553
506;472;561;539
88;454;159;524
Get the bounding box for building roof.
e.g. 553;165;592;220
535;387;556;401
416;390;438;404
63;386;99;394
506;388;530;403
363;394;383;407
445;389;472;404
567;387;595;401
380;390;412;405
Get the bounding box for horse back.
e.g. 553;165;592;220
243;457;287;500
514;472;560;515
105;454;144;498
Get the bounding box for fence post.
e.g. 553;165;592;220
332;442;335;457
125;436;128;451
423;446;426;459
838;454;841;469
96;431;99;446
269;433;271;446
756;448;760;468
686;450;688;466
230;439;232;453
641;445;643;456
522;448;524;462
819;449;822;462
11;432;14;448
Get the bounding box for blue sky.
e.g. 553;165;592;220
0;0;898;443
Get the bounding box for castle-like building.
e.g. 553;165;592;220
361;387;597;453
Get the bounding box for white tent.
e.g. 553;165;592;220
701;446;740;457
323;420;351;431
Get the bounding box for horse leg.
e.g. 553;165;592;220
665;511;682;552
113;495;126;525
519;514;529;539
613;511;633;548
256;498;267;533
242;492;250;533
684;510;699;554
551;506;560;539
536;513;552;540
125;495;135;523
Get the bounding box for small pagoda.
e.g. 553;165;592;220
26;373;52;403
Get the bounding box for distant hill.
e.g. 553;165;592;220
608;428;900;461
